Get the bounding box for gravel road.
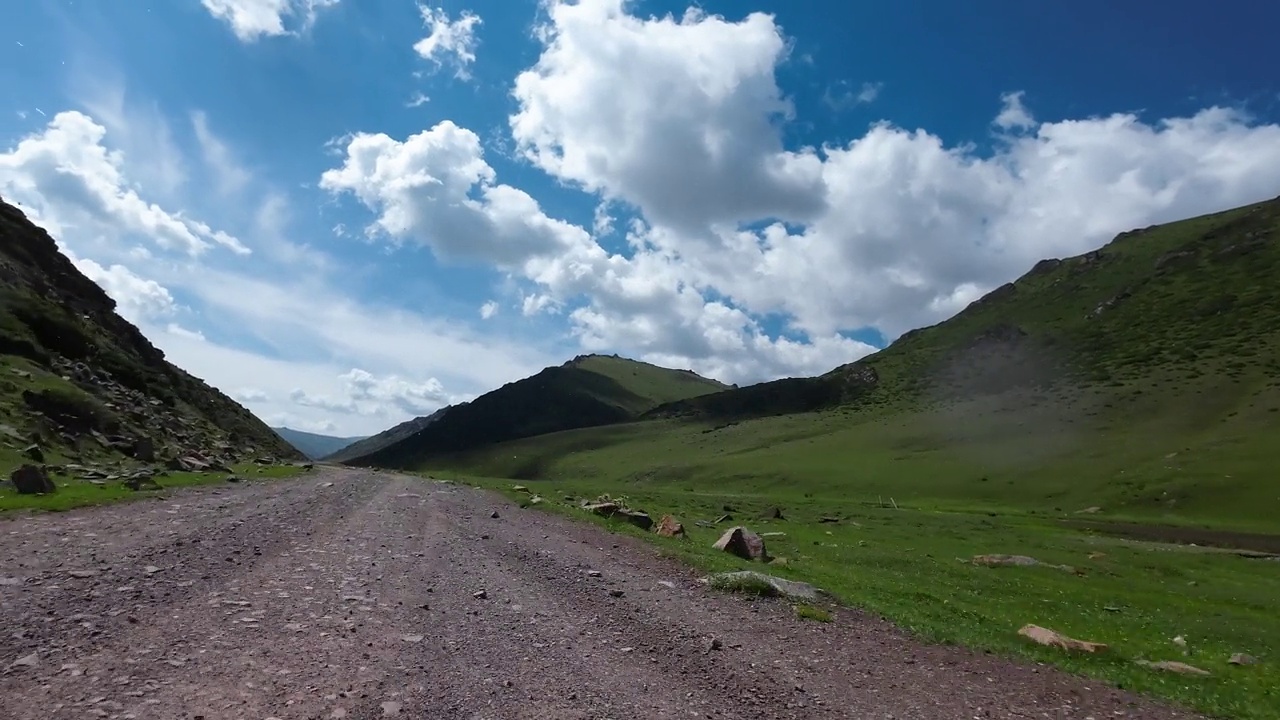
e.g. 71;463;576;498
0;468;1200;719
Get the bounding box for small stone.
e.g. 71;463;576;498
1229;653;1258;666
705;637;723;652
143;565;162;575
401;634;424;643
490;511;500;519
473;590;487;600
380;702;402;716
609;589;625;598
585;570;603;578
68;570;100;578
10;652;38;669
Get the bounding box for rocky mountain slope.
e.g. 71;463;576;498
0;197;302;493
272;426;366;460
341;355;728;468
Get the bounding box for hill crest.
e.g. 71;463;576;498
341;355;727;468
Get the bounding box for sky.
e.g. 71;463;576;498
2;0;1280;437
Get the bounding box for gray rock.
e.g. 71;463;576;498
9;464;56;494
713;526;768;561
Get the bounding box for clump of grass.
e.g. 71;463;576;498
707;572;779;597
794;603;832;622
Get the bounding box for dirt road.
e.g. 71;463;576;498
0;468;1198;719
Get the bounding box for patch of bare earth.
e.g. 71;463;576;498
1;469;1202;719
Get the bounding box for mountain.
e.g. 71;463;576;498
324;408;450;463
340;354;729;468
397;196;1280;526
272;427;366;460
0;197;303;483
650;194;1280;422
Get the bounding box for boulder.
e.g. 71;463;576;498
21;444;44;462
9;464;56;494
122;473;161;491
615;509;652;530
166;456;208;472
131;437;156;462
654;515;686;538
760;506;785;520
584;501;620;518
713;526;768;562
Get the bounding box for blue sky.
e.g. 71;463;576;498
2;0;1279;436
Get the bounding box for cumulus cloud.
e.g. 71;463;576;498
497;0;1280;361
414;6;483;78
324;3;1280;386
319;120;596;267
480;300;499;319
67;254;177;325
510;0;826;235
0;111;250;256
201;0;339;41
234;388;271;403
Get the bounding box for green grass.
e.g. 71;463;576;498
444;472;1279;720
794;604;833;622
0;462;307;513
423;385;1280;530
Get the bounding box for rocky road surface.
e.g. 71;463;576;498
0;468;1200;719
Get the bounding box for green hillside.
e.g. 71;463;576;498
403;197;1280;719
341;354;727;468
396;196;1280;527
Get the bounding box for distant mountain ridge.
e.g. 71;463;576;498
272;427;367;460
340;355;728;468
323;408;452;463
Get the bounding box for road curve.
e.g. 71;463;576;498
0;468;1200;719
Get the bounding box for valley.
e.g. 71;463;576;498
3;194;1279;718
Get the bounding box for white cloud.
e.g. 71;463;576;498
510;0;826;235
191;110;251;196
406;92;431;108
413;6;483;79
824;81;882;110
479;300;499;319
0;111;250;256
201;0;339;42
320;1;1280;391
66;252;177;324
319;120;595;267
341;368;455;415
856;82;883;104
994;90;1035;131
2;105;558;435
234;388;271;403
496;0;1280;364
